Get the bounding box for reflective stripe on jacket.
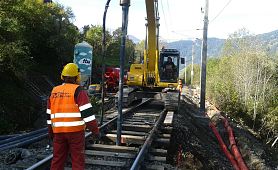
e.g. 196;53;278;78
49;83;85;133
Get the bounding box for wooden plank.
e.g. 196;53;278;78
85;159;127;167
163;111;174;125
85;150;136;159
150;148;168;156
122;124;152;132
86;144;139;153
110;130;148;136
105;134;146;144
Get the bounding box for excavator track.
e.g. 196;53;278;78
162;91;180;111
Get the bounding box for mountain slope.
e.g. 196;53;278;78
167;38;225;65
166;29;278;67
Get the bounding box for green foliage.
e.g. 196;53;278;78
180;64;200;86
0;1;80;133
0;0;79;79
85;25;108;64
206;29;278;139
0;72;38;134
85;26;135;67
133;40;145;63
264;106;278;135
89;96;101;116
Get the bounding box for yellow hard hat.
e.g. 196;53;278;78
61;63;79;80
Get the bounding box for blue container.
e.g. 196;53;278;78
74;41;93;87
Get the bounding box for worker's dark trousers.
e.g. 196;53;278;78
51;131;85;170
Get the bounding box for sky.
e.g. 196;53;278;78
53;0;278;42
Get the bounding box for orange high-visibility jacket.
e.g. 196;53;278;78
49;84;85;133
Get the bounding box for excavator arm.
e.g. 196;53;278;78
122;0;181;109
145;0;158;73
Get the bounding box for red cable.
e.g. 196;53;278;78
177;144;182;167
209;122;240;170
223;119;249;170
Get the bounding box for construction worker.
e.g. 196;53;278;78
177;79;183;92
46;63;99;170
162;57;177;79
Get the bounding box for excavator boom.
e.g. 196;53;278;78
119;0;182;109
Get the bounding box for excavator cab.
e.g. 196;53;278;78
159;49;180;83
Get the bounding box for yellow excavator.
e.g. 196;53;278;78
120;0;184;110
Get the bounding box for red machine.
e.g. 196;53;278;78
104;67;127;92
88;66;127;96
105;67;120;92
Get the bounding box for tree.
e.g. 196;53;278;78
134;40;145;63
207;28;278;140
85;25;112;65
106;27;135;67
0;0;79;78
0;0;80;133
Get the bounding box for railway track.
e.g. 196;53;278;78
2;98;175;170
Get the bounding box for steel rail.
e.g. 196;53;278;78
26;99;152;170
0;134;18;140
130;108;167;170
0;133;48;152
0;131;47;149
0;128;47;145
85;98;152;138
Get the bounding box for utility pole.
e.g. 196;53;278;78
184;56;187;85
191;40;195;86
100;0;112;126
117;0;130;146
200;0;209;113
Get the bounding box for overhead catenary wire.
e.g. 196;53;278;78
160;0;169;39
210;0;232;23
166;0;173;26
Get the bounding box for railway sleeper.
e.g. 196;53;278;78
85;150;136;159
65;160;130;170
147;155;167;162
122;124;152;132
123;120;155;125
104;134;146;145
150;148;168;157
153;137;170;147
110;130;148;136
160;126;173;134
142;164;165;170
86;144;139;154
